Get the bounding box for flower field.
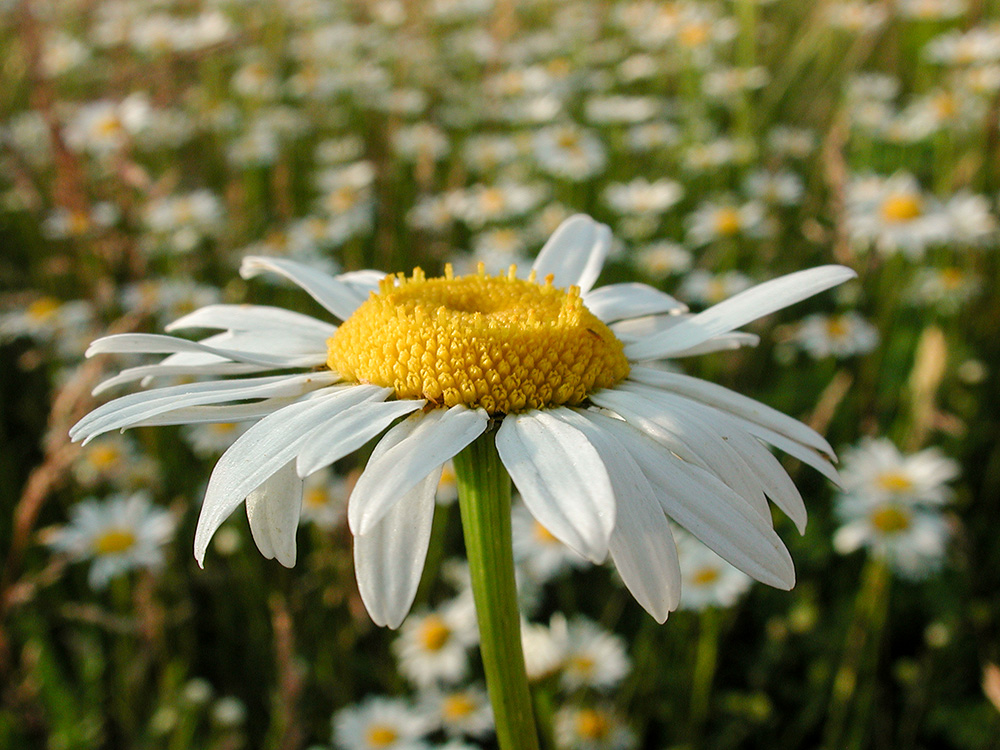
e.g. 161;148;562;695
2;1;1000;748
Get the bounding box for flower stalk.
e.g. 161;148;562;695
454;427;540;750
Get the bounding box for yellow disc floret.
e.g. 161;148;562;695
327;265;630;415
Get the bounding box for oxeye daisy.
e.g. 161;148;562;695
71;214;853;630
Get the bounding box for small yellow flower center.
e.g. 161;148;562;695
441;693;476;720
418;616;452;652
881;194;923;223
365;724;398;748
28;297;61;321
569;655;595;677
940;267;963;289
870;505;912;534
210;422;238;435
575;708;611;740
556;131;583;153
825;316;849;339
305;487;330;508
877;471;914;493
713;207;742;236
327;266;629;415
88;444;122;470
691;566;721;586
679;22;710;48
93;528;137;555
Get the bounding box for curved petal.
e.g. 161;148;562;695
567;409;681;621
583;283;687;322
245;461;303;567
86;333;316;368
296;397;425;477
166;304;337;337
624;265;857;361
349;405;489;535
495;409;615;563
93;361;271;396
531;214;611;293
354;467;441;629
194;385;384;565
240;256;373;321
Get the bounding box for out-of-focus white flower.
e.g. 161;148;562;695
632;241;692;280
685;199;765;246
299;469;350;529
550;614;630;692
603;178;683;217
676;532;753;611
907;265;981;312
533;124;607;180
791;312;879;360
554;703;635;750
72;434;158;490
744;170;804;207
846;173;950;258
332;696;430;750
393;600;479;687
143;189;225;254
47;492;175;589
678;269;754;307
838;438;960;507
417;684;493;739
511;502;588;584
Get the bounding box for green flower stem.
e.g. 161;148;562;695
689;608;722;744
454;428;540;750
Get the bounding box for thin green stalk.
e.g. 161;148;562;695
453;429;540;750
689;608;722;744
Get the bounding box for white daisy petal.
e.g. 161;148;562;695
349;406;489;536
354;467;441;629
194;386;385;565
131;397;306;427
583;283;687;322
296;397;425;477
71;372;340;444
86;333;317;368
240;256;371;320
93;361;271;395
531;214;611;293
496;409;615;563
666;332;761;357
592;413;796;589
625;265;857;360
628;366;836;458
568;409;681;621
245;461;302;567
165;304;337;338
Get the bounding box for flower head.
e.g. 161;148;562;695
72;215;854;627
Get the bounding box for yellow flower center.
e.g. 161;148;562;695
93;528;137;555
870;505;912;534
418;615;452;652
679;22;710;48
533;520;560;545
365;724;398;748
940;267;963;289
691;566;721;586
569;655;595;676
881;194;923;223
28;297;61;321
305;487;330;508
713;207;742;236
825;316;849;339
877;471;914;493
88;444;122;470
327;266;629;415
441;693;476;720
575;708;611;740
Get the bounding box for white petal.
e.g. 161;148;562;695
245;461;302;567
132;397;305;427
531;214;611;293
296;397;425;477
583;283;687;322
93;361;270;395
166;304;337;338
86;333;316;368
628;366;836;458
354;467;441;629
349;406;489;535
625;265;857;360
590;412;796;589
567;410;681;621
240;256;372;320
495;409;615;563
194;386;383;565
666;332;761;357
71;372;339;444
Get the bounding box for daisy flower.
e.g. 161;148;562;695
838;438;960;507
417;683;494;739
393;600;479;687
332;696;430;750
71;215;853;627
675;532;753;611
550;614;630;692
47;492;175;589
791;312;879;360
511;501;588;584
553;703;635;750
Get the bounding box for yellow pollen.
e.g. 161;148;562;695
418;616;452;652
877;472;914;493
28;297;61;321
441;694;476;720
365;724;398;748
327;266;630;415
575;708;611;740
870;505;912;534
692;567;721;586
96;115;122;138
881;194;923;223
93;528;137;555
825;316;849;339
713;207;742;236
